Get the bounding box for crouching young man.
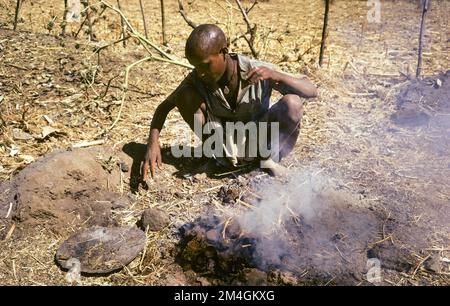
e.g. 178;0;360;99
141;24;317;181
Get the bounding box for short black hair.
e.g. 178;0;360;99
185;24;228;59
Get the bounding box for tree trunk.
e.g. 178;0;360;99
319;0;330;67
139;0;149;39
13;0;22;31
116;0;126;47
160;0;167;45
416;0;429;78
61;0;69;36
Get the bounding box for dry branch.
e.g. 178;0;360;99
116;0;126;46
99;1;190;66
75;5;107;38
178;0;198;29
234;0;258;58
85;0;94;41
94;1;194;135
246;0;258;14
72;139;106;148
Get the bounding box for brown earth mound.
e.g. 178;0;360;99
391;70;450;127
0;146;134;235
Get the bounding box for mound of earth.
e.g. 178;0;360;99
0;146;134;234
391;70;450;127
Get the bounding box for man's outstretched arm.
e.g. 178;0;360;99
141;99;176;181
246;66;318;98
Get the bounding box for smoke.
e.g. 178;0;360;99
227;167;381;282
237;169;326;234
234;169;332;270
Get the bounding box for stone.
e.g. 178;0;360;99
205;229;220;243
424;254;441;273
55;226;146;274
118;162;129;172
243;268;267;286
278;271;298;286
434;78;442;88
12;128;33;141
193;173;207;181
111;197;130;209
139;208;170;231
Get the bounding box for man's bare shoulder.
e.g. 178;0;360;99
166;72;197;104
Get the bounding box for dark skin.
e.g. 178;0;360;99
141;25;317;181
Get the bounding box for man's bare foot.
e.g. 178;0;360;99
260;159;288;177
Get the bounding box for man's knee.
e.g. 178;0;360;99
193;107;206;127
280;94;303;122
179;103;207;131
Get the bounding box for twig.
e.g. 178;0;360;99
139;228;149;271
222;217;232;240
4;223;16;241
334;244;351;263
203;185;224;193
147;54;193;68
368;235;393;249
100;1;185;64
74;14;88;38
139;0;149;39
178;0;198;29
236;198;255;210
324;276;335;286
94;1;194;134
27;252;46;268
5;202;13;218
105;56;153;133
246;0;258;14
95;35;131;64
235;0;252;34
231;30;250;44
75;6;107;38
214;166;249;177
5;63;28;71
411;254;431;278
285;205;300;223
245;189;262;200
72;139;105;148
97;74;120;99
234;0;258;58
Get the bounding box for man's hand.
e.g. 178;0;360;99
141;141;162;182
247;66;317;98
246;66;279;85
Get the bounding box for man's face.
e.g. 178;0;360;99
187;51;226;86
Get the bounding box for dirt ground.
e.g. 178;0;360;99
0;0;449;285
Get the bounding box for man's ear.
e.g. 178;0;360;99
221;46;229;55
